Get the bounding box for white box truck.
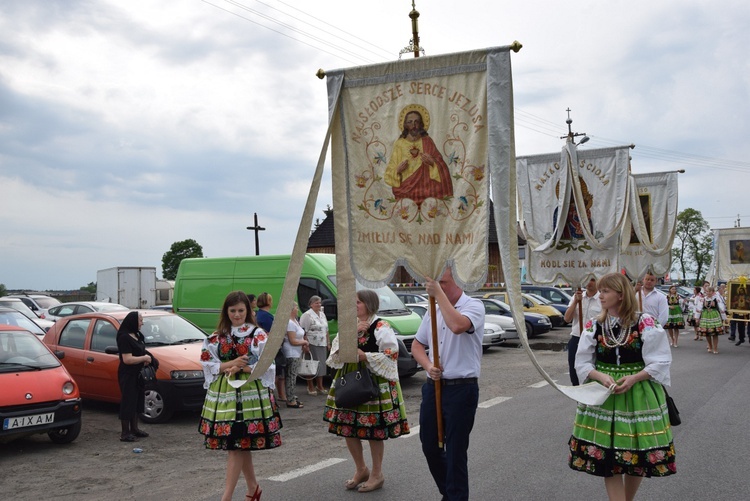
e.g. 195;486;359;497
96;267;157;309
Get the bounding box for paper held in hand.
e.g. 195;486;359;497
559;382;617;406
227;376;248;389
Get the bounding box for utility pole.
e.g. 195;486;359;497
246;213;265;256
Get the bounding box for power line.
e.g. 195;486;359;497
275;0;394;60
223;0;381;64
201;0;367;66
206;0;750;176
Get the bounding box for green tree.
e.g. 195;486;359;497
79;282;96;294
671;208;713;285
162;239;204;280
0;283;7;296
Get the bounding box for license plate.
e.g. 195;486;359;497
3;413;55;430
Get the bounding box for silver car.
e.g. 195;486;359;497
406;302;507;351
45;301;129;321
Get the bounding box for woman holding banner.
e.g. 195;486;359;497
324;289;409;493
569;273;675;500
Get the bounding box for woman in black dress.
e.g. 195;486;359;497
116;311;152;442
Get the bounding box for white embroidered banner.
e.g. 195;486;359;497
518;144;631;285
327;49;515;289
707;227;750;283
619;171;679;278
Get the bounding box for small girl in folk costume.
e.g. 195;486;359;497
694;285;727;354
199;291;282;501
664;286;685;347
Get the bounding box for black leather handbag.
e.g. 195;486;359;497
138;364;157;387
334;362;379;408
663;387;681;426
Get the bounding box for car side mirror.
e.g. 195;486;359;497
104;346;119;355
54;350;65;360
321;299;338;321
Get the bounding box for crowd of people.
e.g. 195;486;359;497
188;268;484;500
113;270;748;500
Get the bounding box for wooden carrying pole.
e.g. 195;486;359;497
577;287;583;330
429;296;444;449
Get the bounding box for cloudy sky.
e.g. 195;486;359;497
2;0;749;290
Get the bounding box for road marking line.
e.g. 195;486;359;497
401;425;419;437
478;396;512;408
529;379;556;388
268;458;347;481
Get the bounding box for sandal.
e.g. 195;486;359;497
345;467;369;490
119;434;137;442
358;475;385;493
132;429;149;438
286;400;304;408
246;484;262;500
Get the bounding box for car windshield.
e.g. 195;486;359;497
97;304;129;312
528;293;552;304
328;278;408;312
493;299;513;313
0;299;39;318
141;314;207;346
0;331;61;371
33;297;62;309
0;310;46;336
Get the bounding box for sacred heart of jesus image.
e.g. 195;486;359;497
352;101;486;225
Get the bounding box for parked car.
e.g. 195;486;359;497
482;322;506;352
395;292;428;305
0;325;82;444
0;297;55;331
656;285;692;299
521;285;573;306
405;302;508;350
405;303;429;318
483;291;565;328
475;297;552;338
6;294;62;319
395;337;420;378
43;310;208;423
150;304;174;312
46;301;129;321
526;293;570;325
0;306;49;337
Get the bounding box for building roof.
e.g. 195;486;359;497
307;203;526;248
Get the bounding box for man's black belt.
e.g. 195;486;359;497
427;377;478;386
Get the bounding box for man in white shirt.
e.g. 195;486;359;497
564;278;601;385
411;268;484;501
637;272;669;326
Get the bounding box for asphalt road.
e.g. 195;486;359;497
4;327;749;500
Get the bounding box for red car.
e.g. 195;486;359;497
43;310;206;423
0;325;82;444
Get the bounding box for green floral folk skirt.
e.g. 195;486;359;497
199;374;283;451
568;362;676;478
698;308;724;335
324;363;410;440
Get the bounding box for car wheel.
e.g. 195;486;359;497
482;345;491;353
140;388;174;424
48;419;82;444
525;321;536;339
